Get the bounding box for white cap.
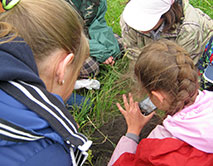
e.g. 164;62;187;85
123;0;175;31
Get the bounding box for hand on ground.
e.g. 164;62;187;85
103;56;115;65
116;93;155;136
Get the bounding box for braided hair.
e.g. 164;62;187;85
135;39;198;115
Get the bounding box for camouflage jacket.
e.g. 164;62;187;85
120;0;213;64
66;0;100;35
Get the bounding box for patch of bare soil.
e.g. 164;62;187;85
88;115;161;166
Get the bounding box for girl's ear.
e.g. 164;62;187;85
151;90;165;103
56;53;74;84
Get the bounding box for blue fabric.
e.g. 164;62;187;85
0;89;64;146
0;139;71;166
0;37;45;87
65;93;93;110
0;39;73;165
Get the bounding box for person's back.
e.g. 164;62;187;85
0;41;71;166
0;91;71;166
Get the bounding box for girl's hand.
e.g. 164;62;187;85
116;93;155;136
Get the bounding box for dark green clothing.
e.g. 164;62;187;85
70;0;121;62
70;0;99;27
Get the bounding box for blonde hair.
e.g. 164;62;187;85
0;0;89;85
135;39;198;115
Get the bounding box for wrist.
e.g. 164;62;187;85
125;133;139;143
127;128;142;136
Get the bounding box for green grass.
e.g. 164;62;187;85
105;0;128;36
71;0;213;141
190;0;213;17
70;57;131;137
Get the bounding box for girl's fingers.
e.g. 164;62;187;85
116;103;126;116
108;57;112;63
146;111;155;120
134;102;155;120
103;57;115;65
110;58;115;66
134;102;140;111
116;103;122;111
123;94;129;111
103;58;110;64
128;93;134;107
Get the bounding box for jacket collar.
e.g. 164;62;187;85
0;37;45;87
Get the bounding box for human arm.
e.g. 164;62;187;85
0;138;72;166
87;0;120;63
108;93;154;165
117;93;155;136
176;2;213;65
120;15;145;60
112;137;213;166
107;136;138;166
176;24;203;65
70;0;120;63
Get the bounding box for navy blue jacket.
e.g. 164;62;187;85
0;39;72;166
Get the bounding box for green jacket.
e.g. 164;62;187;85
71;0;121;62
120;0;213;64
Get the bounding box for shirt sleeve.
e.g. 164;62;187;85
147;125;174;139
120;14;145;60
108;136;138;166
176;23;203;65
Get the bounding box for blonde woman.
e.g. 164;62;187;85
0;0;91;165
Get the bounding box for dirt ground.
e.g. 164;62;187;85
88;115;161;166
